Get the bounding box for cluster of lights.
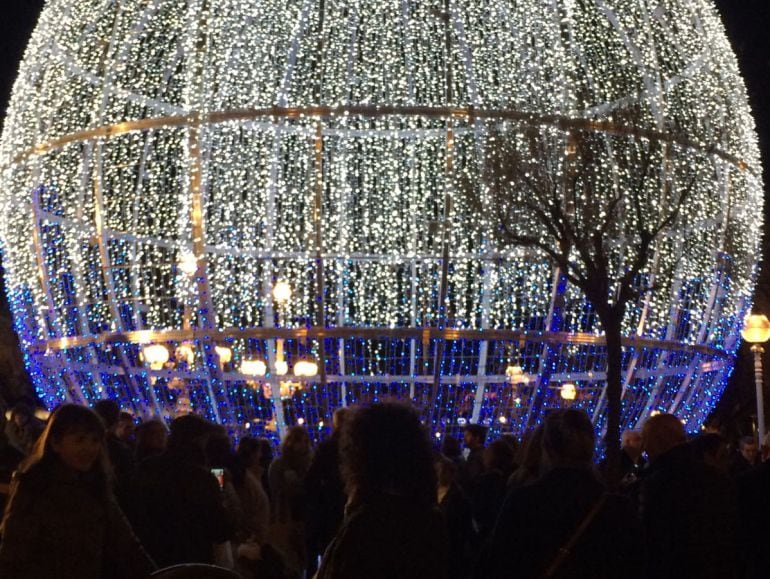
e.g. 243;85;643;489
0;1;761;441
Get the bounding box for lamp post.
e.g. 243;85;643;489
741;314;770;441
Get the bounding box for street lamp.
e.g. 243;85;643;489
741;314;770;440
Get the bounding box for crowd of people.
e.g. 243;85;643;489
0;397;768;579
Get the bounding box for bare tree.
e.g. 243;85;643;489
480;118;697;484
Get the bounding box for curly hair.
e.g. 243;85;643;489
341;401;436;507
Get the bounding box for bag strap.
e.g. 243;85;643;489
541;492;608;579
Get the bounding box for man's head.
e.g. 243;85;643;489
541;409;595;468
739;435;758;465
463;424;488;449
621;430;643;460
642;413;686;463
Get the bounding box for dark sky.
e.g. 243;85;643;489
1;1;769;429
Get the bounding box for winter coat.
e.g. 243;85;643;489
480;466;645;579
639;443;739;579
0;460;155;579
124;447;233;568
438;483;473;579
736;460;770;578
305;437;346;557
316;492;448;579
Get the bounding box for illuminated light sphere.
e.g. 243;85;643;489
0;1;762;440
178;253;198;277
140;344;170;371
214;346;232;365
741;315;770;344
240;358;267;377
560;383;578;402
293;359;319;378
272;282;292;306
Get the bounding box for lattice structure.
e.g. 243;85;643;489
0;0;762;442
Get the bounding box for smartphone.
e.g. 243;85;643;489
211;468;224;489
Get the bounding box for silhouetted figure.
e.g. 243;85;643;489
729;435;757;477
268;426;312;576
436;455;473;579
459;424;487;493
507;423;544;489
0;413;24;513
94;399;135;496
134;419;168;462
126;414;233;568
481;409;645;579
472;439;516;541
4;400;45;455
736;433;770;578
0;404;155;579
689;432;729;473
316;402;448;579
305;408;350;575
640;413;738;579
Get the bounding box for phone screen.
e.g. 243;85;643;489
211;468;224;489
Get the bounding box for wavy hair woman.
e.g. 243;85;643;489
316;401;448;579
0;404;155;579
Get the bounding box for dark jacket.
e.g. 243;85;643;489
316;492;448;579
0;460;155;579
125;447;233;568
305;437;346;562
438;483;473;579
737;460;770;578
639;443;738;579
472;469;508;541
481;466;645;579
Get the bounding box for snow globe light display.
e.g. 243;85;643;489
0;0;762;441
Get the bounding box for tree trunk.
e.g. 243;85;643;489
598;307;624;490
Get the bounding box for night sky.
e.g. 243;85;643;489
1;1;769;432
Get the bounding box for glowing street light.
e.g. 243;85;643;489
741;314;770;440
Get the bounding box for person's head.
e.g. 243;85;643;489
483;439;517;475
257;437;274;470
499;433;521;457
621;430;643;459
739;435;758;465
135;419;167;457
341;402;436;506
205;427;235;469
10;401;34;428
332;407;352;434
281;426;312;468
115;411;136;441
435;455;458;489
689;432;728;471
541;409;595;468
516;424;545;479
236;437;263;470
463;424;488;450
24;404;107;475
93;399;121;431
641;413;686;463
167;413;218;463
440;435;462;460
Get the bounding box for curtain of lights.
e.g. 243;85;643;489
0;0;762;442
